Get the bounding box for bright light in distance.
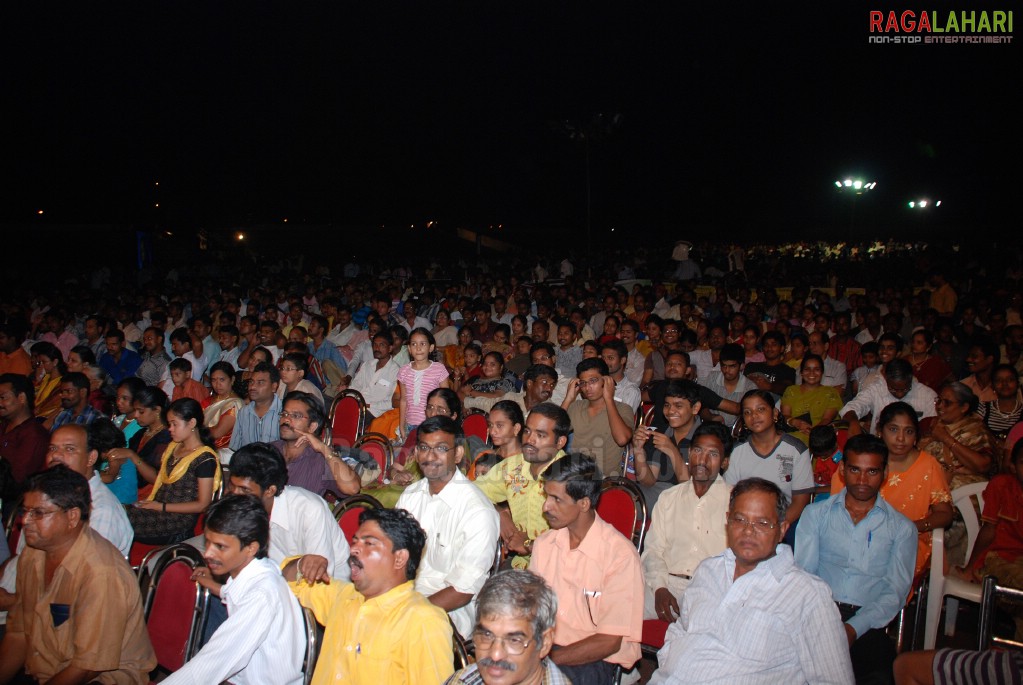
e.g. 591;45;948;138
936;200;941;206
908;202;915;208
844;179;852;187
835;181;842;188
37;210;44;215
236;232;245;241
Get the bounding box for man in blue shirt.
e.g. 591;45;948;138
99;329;141;385
796;434;917;685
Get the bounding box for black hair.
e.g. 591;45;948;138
663;379;701;405
0;372;35;409
208;361;236;381
169;327;191;345
87;418;127;467
808;425;838;455
359;507;427;581
281;352;308;374
528;402;573;441
427;387;461;421
575;357;609;377
30;341;68;375
729;477;786;523
24;464;92;522
204;494;270;559
61;371;90;393
601;339;628;359
282;390;325;429
418;415;464;441
719;343;744;365
228;442;289;496
490;400;525;429
252;361;281;385
843;433;889;469
692;422;734;458
167;398;215;447
69;345;97;366
134;386;169;421
169;357;193;374
546;453;602;508
523;364;558;383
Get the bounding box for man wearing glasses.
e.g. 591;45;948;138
447;569;570;685
396;415;500;638
649;477;854;684
271;391;359;498
0;467;156;683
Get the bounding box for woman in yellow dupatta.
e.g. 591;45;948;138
30;341;66;426
127;398;222;544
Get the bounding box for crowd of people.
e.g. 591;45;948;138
0;239;1021;684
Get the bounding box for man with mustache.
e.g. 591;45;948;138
497;364;558;416
640;423;733;623
475;403;571;568
271;390;359;497
287;507;454;684
446;569;571;685
528;454;643;685
164;494;305;684
796;434;916;685
395;415;500;638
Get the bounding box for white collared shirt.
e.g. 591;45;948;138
397;469;500;637
163;557;305;685
270;486;351;581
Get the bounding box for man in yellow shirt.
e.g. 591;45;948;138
474;403;570;568
285;507;453;685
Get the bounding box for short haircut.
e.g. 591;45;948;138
601;339;627;359
69;345;97;366
219;324;240;339
884;358;914;383
523;364;558;384
105;328;125;343
729;477;786;524
204;494;270;559
528;402;573;441
530;341;555;357
861;341;879;357
0;372;35;409
843;433;889;469
169;327;191;345
663;379;701;405
169;357;193;374
229;442;289;496
359;507;427;581
692;422;734;458
282;390;324;428
547;453;602;508
664;350;691;366
281;352;308;374
61;371;90;393
761;330;786;346
476;569;558;641
576;357;609;377
969;336;1000;363
417;415;463;442
252;361;281;385
878;331;904;349
24;464;92;522
87;418;127;461
719;343;744;365
143;326;165;342
808;425;837;455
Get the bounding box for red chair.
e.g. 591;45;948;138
596;477;649;550
353;433;393;485
461;410;489;443
326;389;367;449
334;493;383;544
142;544;211;674
641;618;670;657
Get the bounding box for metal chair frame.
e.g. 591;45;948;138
352;432;394;482
141;543;212;669
326;389;368;447
597;476;649;551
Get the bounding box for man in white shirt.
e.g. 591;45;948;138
649;478;854;684
349;332;400;419
168;495;305;685
641;424;733;621
841;358;936;435
808;331;849;392
396;416;500;637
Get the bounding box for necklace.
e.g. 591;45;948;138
991;396;1022;418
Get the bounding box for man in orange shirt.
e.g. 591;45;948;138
0;324;31;376
529;454;643;685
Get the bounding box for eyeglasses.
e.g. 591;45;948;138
280;411;309;421
425;404;451;416
579;377;604;387
416;443;454;455
727;513;779;534
934;398;958;407
472;628;532;656
20;507;65;522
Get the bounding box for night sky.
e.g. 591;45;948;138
2;3;1018;244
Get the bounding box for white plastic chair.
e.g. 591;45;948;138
922;481;988;649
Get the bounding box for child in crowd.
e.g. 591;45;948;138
851;341;881;396
808;425;842;502
169;358;211;406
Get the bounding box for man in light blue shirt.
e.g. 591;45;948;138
796;434;917;685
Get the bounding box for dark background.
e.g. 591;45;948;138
1;3;1017;266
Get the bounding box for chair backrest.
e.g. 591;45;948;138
327;389;367;448
142;544;210;672
596;477;649;550
452;617;473;670
640;403;656;428
301;606;320;685
951;481;987;562
461;411;489;443
353;433;393;484
334;493;383;544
